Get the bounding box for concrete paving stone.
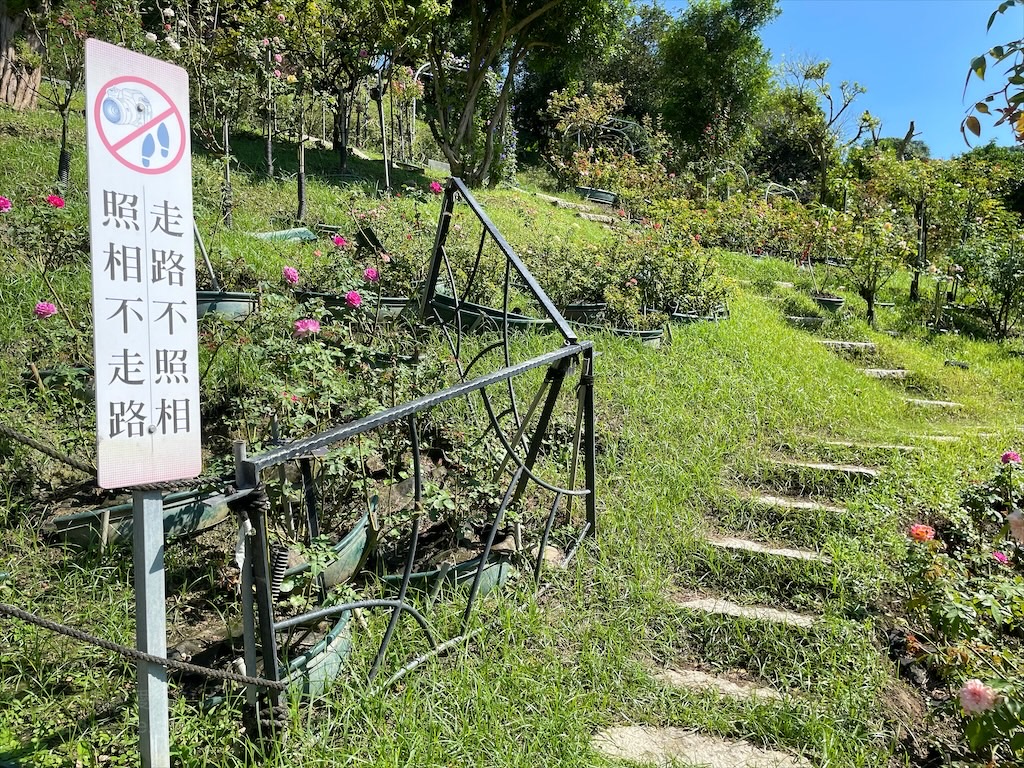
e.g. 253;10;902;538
770;458;880;480
706;535;831;564
673;596;817;629
592;725;812;767
654;666;785;701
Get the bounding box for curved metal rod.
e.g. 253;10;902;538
273;600;437;649
376;629;482;692
462;467;522;631
462;340;507;380
500;258;527;450
478;387;591;497
535;492;562;583
462;225;488;305
367;415;423;684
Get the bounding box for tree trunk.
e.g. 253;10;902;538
296;91;306;222
861;287;876;328
0;5;43;111
910;201;925;302
333;87;350;173
221;118;233;228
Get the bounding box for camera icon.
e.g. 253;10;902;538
101;87;153;128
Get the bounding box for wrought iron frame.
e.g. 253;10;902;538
233;178;596;712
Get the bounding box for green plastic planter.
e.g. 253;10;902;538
428;294;556;333
196;290;259;319
45;488;232;547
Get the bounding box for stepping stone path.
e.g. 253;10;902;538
673;596;817;629
592;726;812;768
905;397;963;409
815;340;876;354
654;667;784;701
861;368;908;379
770;458;880;481
707;535;830;563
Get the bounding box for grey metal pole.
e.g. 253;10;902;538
133;488;170;768
234;441;258;711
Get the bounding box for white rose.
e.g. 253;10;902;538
145;32;158;42
168;40;181;51
162;7;174;17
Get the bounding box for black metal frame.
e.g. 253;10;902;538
233;178;597;712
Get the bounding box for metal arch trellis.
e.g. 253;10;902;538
231;178;597;714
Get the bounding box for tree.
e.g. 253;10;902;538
746;85;822;193
780;58;875;204
0;0;44;110
657;0;777;170
425;0;627;187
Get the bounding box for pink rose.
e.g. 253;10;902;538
261;38;269;47
276;13;285;22
0;196;11;212
345;290;361;308
46;194;65;208
282;266;299;285
34;301;58;319
293;318;320;338
959;679;997;714
1002;451;1021;464
333;235;348;248
273;69;282;79
363;267;379;283
908;524;935;543
274;53;283;63
429;181;443;194
313;249;322;257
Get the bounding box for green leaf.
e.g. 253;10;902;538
976;102;991;114
972;55;988;80
966;115;982;136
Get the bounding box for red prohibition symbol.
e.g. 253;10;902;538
93;75;187;175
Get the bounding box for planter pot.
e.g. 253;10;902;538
670;304;730;325
297;290;411;320
281;512;372;592
196;290;259;319
561;302;608;323
812;295;845;312
428;294;556;333
785;315;825;330
380;553;515;597
45;487;232;548
281;613;353;700
574;186;618;206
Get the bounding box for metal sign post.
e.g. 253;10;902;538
85;38;200;767
134;489;170;768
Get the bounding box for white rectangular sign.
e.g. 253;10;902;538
86;38;201;489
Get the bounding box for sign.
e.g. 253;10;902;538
86;39;201;489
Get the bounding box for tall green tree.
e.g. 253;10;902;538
657;0;777;169
425;0;627;187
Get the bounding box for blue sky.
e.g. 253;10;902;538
668;0;1024;158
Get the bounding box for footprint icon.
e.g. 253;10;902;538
142;133;155;167
157;122;170;158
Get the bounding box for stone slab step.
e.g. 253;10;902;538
905;397;963;409
578;211;616;224
655;667;784;701
861;368;908;379
816;340;877;353
593;726;811;767
674;596;816;628
737;490;847;514
707;535;831;564
770;458;880;480
817;439;921;454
